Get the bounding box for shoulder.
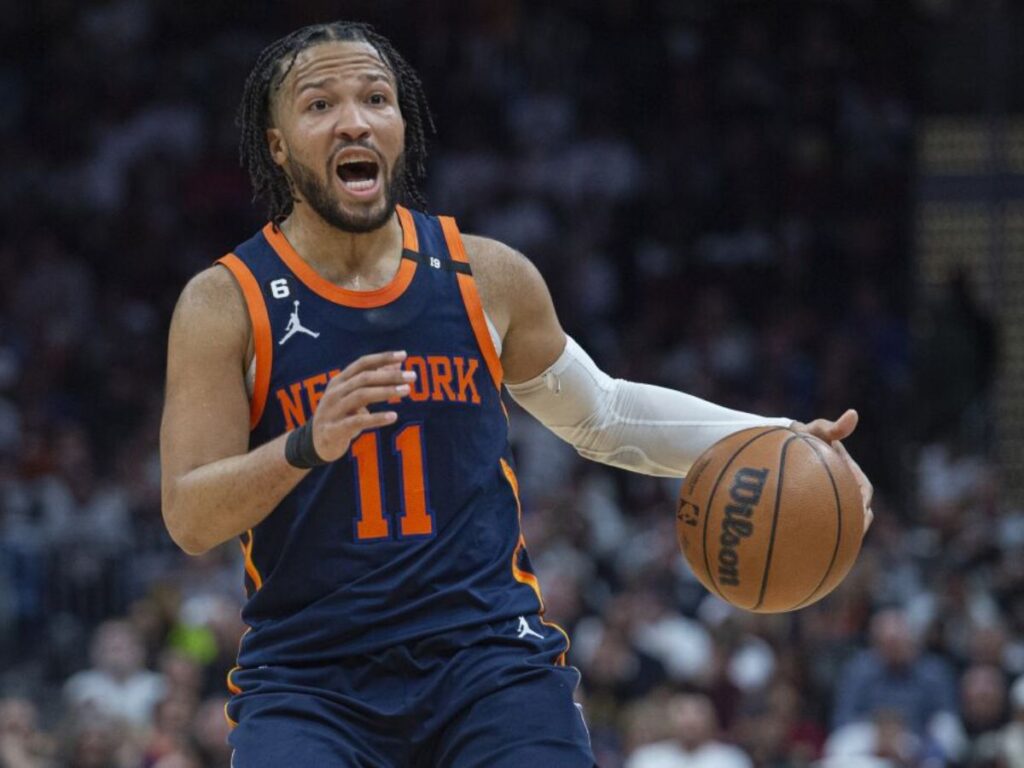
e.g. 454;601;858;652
129;670;166;694
63;669;107;697
460;234;551;332
175;264;245;318
168;264;251;361
461;234;543;291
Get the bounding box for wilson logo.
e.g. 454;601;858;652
718;467;770;587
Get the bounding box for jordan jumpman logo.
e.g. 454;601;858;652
516;616;544;640
278;301;320;345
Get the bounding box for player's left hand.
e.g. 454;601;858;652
790;409;874;533
792;407;858;443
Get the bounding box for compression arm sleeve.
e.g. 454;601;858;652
505;336;792;478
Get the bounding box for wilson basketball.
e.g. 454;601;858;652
676;426;864;613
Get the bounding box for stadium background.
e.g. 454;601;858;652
2;0;1023;766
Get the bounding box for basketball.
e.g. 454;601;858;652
676;426;864;613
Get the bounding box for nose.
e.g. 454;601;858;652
335;101;371;142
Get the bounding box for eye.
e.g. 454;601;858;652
308;99;330;112
368;93;388;106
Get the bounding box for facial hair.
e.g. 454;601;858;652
287;149;405;234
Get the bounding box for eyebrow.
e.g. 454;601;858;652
296;77;335;97
295;72;395;97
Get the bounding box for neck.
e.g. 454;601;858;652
279;205;404;290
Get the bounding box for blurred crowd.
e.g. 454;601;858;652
0;0;1015;766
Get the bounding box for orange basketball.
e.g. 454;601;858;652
676;426;864;613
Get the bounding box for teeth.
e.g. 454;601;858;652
342;178;376;191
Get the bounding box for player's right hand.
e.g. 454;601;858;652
309;350;414;462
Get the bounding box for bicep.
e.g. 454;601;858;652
501;257;566;384
463;235;566;385
160;267;252;487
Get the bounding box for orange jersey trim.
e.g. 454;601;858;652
261;206;418;308
439;216;503;392
395;204;419;250
224;625;252;729
217;254;272;429
239;529;263;591
226;665;242;696
500;458;571;665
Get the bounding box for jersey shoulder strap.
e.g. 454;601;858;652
404;210;502;392
215;250;272;429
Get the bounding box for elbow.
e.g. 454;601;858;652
161;488;213;557
171;529;212;557
164;513;212;556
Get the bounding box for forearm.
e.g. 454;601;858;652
506;337;791;477
568;380;790;476
163;432;308;555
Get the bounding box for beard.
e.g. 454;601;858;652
287;149;405;234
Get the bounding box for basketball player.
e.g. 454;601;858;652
160;21;873;767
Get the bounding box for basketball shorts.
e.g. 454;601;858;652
226;614;595;767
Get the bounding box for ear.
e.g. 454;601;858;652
267;128;288;167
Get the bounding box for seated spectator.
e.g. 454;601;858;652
832;607;963;758
734;680;826;765
151;749;202;768
0;696;55;768
975;674;1024;767
631;587;713;686
626;692;753;768
190;696;233;768
58;716;130;768
578;618;668;707
141;691;199;767
960;664;1009;740
63;619;165;727
823;710;947;767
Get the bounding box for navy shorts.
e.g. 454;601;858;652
226;615;595;767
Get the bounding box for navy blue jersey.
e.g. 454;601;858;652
216;207;565;677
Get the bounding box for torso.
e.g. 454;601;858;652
217;207;552;666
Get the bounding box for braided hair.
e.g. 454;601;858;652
238;21;434;224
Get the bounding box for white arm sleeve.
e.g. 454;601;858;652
505;336;792;478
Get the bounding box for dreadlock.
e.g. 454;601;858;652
237;21;435;224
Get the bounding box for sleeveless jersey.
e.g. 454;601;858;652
216;207;565;671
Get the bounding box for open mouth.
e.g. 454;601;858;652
336;158;381;194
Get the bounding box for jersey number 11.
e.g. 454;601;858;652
350;425;434;541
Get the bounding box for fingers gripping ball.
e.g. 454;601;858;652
676;427;864;613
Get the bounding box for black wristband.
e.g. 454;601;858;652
285;420;328;469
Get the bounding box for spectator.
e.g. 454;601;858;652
63;619;165;727
626;693;753;768
189;696;233;768
151;751;203;768
976;675;1024;767
0;697;55;768
823;710;947;767
832;607;962;755
734;680;827;766
141;692;200;767
577;621;667;708
58;716;131;768
960;665;1009;740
